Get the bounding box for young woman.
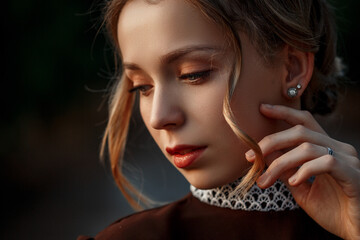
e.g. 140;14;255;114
79;0;360;239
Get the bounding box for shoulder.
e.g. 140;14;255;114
78;192;341;240
77;193;193;240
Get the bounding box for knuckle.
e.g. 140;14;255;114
323;154;337;169
301;110;313;121
299;163;311;177
344;143;358;157
270;157;283;170
300;142;316;154
349;156;360;169
294;124;307;135
262;135;273;146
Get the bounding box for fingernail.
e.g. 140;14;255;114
262;103;273;109
289;175;296;184
245;150;255;159
257;174;268;187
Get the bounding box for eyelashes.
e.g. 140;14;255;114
129;85;152;94
128;69;213;95
178;69;212;82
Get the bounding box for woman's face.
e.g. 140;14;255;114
118;0;286;189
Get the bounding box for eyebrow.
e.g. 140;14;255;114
122;45;222;70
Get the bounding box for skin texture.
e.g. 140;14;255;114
246;104;360;239
118;0;291;188
117;0;360;238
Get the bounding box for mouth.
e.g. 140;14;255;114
166;145;207;168
166;145;206;155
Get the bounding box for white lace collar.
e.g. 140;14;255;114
190;179;299;212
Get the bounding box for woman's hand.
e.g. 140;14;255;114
245;104;360;240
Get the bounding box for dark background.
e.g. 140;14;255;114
2;1;360;239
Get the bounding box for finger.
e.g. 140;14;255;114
246;151;283;169
257;142;328;188
259;104;359;158
337;142;359;158
255;125;336;159
288;154;360;194
245;152;255;163
260;104;326;134
251;127;359;168
245;125;307;161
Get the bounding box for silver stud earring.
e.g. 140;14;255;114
287;84;302;98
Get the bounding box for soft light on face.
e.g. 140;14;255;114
117;0;286;189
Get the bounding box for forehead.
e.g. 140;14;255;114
117;0;227;63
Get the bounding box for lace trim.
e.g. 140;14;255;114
190;179;299;211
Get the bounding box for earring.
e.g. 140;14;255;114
287;84;302;98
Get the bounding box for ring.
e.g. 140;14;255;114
327;147;334;156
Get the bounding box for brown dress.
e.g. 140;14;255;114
77;192;341;240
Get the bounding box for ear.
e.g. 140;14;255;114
281;45;314;100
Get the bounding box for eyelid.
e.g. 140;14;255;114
125;73;152;94
128;85;153;97
128;86;140;93
129;85;151;92
178;69;213;82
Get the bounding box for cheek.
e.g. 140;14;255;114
189;72;229;123
230;74;279;141
231;93;261;140
190;90;224;124
139;98;153;133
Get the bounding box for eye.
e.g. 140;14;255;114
179;70;212;82
129;85;152;96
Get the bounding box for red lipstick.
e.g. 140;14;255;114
166;145;206;168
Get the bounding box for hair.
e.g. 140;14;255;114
100;0;344;210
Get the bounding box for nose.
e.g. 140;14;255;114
149;85;185;130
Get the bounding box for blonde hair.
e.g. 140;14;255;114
101;0;343;210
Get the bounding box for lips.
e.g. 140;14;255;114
166;145;206;168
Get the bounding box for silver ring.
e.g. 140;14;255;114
327;147;334;156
